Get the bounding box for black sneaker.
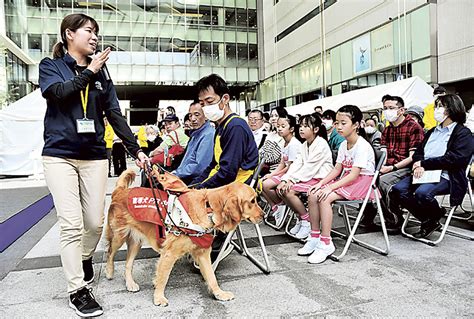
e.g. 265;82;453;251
69;287;103;317
83;258;94;284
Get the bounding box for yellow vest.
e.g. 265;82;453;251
104;124;114;149
206;115;254;184
137;126;148;148
423;102;437;130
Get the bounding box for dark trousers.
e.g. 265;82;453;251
390;176;450;224
106;148;112;175
112;142;127;176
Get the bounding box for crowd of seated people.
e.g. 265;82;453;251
139;75;473;266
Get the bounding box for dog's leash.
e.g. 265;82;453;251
145;163;212;238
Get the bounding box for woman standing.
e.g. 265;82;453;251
39;13;148;317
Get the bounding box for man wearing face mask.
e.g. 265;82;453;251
361;95;424;233
364;118;382;148
193;74;258;264
194;74;258;189
321;110;345;161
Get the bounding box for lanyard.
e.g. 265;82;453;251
80;84;89;119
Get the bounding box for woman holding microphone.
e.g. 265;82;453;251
39;13;148;317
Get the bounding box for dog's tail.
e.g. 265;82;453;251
116;169;136;189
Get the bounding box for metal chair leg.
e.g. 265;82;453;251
402;206;473;245
331;190;390;261
213;224;271;274
264;206;290;230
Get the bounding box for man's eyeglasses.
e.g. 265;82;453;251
248;117;263;122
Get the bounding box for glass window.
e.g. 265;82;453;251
225;8;236;26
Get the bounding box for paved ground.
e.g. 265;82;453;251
1;168;473;318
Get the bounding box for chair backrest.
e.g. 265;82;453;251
249;160;265;189
373;148;387;173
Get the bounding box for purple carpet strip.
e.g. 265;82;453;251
0;194;54;252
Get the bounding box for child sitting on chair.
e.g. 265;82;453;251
277;113;334;239
261;115;301;225
302;105;376;264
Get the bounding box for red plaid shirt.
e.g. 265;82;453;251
381;115;424;165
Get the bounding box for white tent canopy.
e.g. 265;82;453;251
286;76;434;116
0;90;47;176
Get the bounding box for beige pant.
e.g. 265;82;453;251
42;156;108;293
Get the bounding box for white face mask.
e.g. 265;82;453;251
434;107;447;123
322;119;333;130
202;97;225;122
147;134;156;142
364;126;376;134
383;109;399;123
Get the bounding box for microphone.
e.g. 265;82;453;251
95;49;111;81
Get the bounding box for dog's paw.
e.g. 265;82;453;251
105;265;114;279
126;280;140;292
214;290;234;301
153;295;169;307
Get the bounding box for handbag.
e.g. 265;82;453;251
151;131;185;167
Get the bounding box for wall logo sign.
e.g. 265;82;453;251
353;34;371;74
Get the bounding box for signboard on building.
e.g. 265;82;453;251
353;33;371;74
371;24;394;72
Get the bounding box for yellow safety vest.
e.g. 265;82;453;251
205;115;254;184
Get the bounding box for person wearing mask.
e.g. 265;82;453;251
194;74;258;264
145;124;162;152
38;13;148;317
422;86;447;130
391;94;473;238
172;102;215;184
321;110;345;162
247;109;268;149
364;118;382;148
361;95;424;233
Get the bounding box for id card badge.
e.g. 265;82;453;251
76;118;96;133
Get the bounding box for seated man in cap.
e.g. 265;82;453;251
406;105;426;132
149;114;189;170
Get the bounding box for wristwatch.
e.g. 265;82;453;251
392;165;398;171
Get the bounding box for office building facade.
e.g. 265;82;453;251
258;0;474;110
1;0;259;118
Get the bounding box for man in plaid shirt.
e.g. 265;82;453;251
363;95;424;233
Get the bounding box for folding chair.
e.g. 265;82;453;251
401;158;474;246
439;156;473;220
330;149;390;261
212;160;271;274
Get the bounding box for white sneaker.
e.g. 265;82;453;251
308;241;335;264
289;220;302;235
294;220;311;239
273;205;286;226
297;237;320;256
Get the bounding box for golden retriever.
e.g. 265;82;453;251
105;169;263;306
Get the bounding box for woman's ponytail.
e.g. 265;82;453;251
52;41;65;59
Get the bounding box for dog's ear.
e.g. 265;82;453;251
212;195;242;233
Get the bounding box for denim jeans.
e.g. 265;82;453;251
390;176;450;224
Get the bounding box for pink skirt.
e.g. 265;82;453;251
327;173;378;201
272;176;321;193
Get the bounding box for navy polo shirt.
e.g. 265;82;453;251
39;53;121;160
